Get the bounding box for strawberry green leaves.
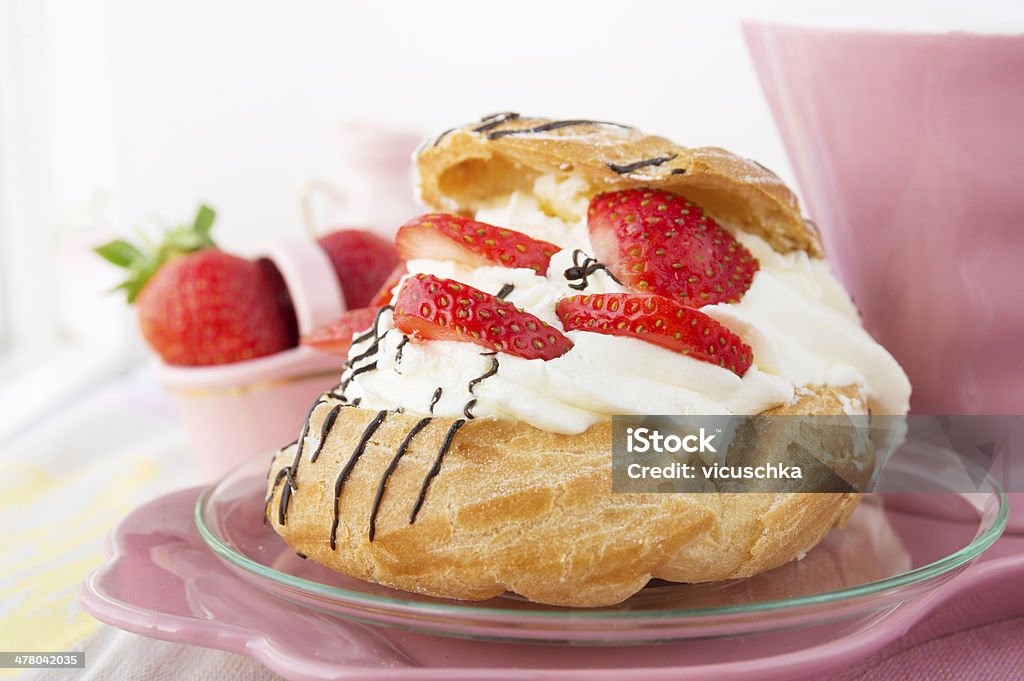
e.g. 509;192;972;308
95;204;218;302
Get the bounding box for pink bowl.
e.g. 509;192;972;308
155;239;346;480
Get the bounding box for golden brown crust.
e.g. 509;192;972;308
266;385;868;607
417;114;822;256
656;386;867;584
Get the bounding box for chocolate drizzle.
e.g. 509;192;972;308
350;305;392;348
348;342;382;366
409;419;466;523
431;127;456;147
495;283;515;300
607;154;678;175
368;416;432;542
309;404;341;463
750;159;779;177
345;305;394;369
434;112;521;147
394;335;410;364
487;119;632;140
467;356;499;394
564;249;620;291
472;111;520;133
335;305;394;401
264;445;289;525
428;387;443;414
293;399;327;469
340;362;378;392
330;410;389;550
462;354;500;420
264;439;294;489
269;397;328;525
264;467;289;525
669;168;687;175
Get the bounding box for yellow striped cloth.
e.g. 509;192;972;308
0;369;278;679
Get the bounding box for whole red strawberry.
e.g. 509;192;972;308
588;189;759;306
396;213;559;273
394;274;573;360
137;251;298;365
318;230;399;309
96;204;298;366
556;292;753;375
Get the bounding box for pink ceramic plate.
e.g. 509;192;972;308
80;485;1024;681
79;440;1021;679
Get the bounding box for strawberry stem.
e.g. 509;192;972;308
95;203;218;303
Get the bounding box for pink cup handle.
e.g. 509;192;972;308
262;238;346;335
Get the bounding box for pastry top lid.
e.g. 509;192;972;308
415;113;821;257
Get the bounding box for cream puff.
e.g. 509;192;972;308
264;114;911;607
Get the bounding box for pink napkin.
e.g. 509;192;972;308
816;601;1023;680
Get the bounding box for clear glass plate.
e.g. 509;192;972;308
195;438;1007;644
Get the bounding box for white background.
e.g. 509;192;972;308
1;0;1021;435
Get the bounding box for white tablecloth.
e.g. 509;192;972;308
1;366;282;680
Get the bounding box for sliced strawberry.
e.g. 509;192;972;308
301;307;380;356
368;262;407;307
396;213;559;273
555;293;753;375
393;274;572;360
587;189;759;306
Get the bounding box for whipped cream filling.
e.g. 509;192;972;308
340;176;911;434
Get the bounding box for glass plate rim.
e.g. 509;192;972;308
194;458;1008;621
